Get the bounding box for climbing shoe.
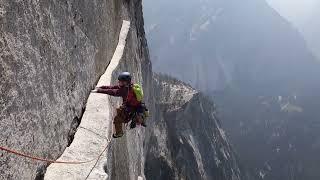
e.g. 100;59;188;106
141;121;147;127
112;132;124;138
130;121;136;129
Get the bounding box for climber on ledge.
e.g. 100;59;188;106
92;72;148;138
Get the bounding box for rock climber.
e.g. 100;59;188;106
92;72;148;138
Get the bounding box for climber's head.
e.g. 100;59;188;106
118;72;132;86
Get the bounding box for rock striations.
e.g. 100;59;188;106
0;0;151;179
1;0;244;180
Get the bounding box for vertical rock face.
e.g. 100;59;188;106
105;0;154;179
145;74;245;180
1;0;245;179
0;0;150;179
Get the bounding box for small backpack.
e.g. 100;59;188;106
126;84;143;107
132;84;143;102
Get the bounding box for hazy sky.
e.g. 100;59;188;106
267;0;318;25
267;0;320;59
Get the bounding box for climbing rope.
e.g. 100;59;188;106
84;138;112;180
0;139;111;165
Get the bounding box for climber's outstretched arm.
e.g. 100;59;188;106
98;85;120;89
92;86;121;97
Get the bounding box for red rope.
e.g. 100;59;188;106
0;140;110;164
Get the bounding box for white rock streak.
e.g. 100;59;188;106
45;20;131;180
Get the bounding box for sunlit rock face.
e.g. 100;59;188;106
0;0;151;179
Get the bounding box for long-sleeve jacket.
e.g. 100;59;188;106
97;84;140;107
97;85;128;98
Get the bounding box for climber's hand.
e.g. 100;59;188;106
91;89;98;93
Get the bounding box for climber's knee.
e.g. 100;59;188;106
114;107;126;124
